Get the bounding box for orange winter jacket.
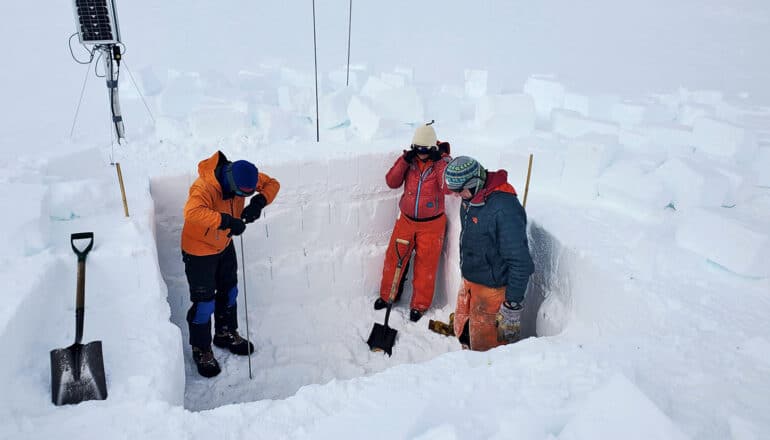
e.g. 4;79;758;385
181;151;280;256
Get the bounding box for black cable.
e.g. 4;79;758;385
68;33;95;64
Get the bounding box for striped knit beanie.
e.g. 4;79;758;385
445;156;486;191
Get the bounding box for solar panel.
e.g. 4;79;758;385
72;0;121;44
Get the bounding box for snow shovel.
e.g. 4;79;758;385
50;232;108;405
367;238;411;356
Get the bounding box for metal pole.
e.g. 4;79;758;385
102;46;125;143
346;0;352;86
239;236;253;380
312;0;320;142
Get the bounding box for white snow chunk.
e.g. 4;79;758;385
189;104;248;141
675;208;769;277
563;92;590;116
464;69;488;99
552;109;619;139
524;75;566;120
692;117;757;160
474;94;536;140
610;101;647;128
651;158;730;210
347;96;381;141
560;135;618;200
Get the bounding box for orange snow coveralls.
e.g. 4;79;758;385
453;280;506;351
181;151;280;256
379;153;450;311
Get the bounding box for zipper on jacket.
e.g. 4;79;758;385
413;165;433;219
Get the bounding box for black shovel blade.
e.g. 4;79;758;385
367;322;398;356
50;341;107;405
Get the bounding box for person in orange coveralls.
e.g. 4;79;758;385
375;121;452;323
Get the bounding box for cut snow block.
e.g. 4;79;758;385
464;69;488;99
425;94;463;126
560;135;617;200
587;94;620;121
610;101;647;128
679;103;714;126
523;75;565;120
596;160;669;222
255;107;296;142
319;89;352;130
558;374;688;440
692;117;756;160
563;92;590;116
278;85;314;115
552;109;619;139
347;96;380;141
474;94;536;139
641;100;680;125
618;129;651;151
651;158;730;210
189;105;247;140
373;86;424;123
380;72;407;88
361;75;393;100
642;123;693;152
328;68;359;90
675;208;769;277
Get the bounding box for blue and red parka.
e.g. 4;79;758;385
386;151;452;220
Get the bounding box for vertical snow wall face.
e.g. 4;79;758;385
148;152;572;408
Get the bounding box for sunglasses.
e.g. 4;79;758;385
411;144;433;154
234;186;255;197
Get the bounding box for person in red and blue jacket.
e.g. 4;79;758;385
445;156;534;351
375;122;452;322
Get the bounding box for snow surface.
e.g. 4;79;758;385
1;1;770;439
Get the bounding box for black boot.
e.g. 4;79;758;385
410;308;424;322
192;347;221;378
213;329;255;355
373;298;388;310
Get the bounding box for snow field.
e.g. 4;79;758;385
3;48;770;440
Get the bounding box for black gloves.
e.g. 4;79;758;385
428;149;443;161
437;141;450;155
219;213;246;237
241;194;267;224
402;149;418;164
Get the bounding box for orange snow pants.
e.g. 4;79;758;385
453;278;506;352
379;213;446;311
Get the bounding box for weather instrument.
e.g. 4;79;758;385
69;0;125;142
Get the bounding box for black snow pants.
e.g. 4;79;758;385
183;242;239;350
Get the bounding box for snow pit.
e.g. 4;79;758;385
149;154;558;411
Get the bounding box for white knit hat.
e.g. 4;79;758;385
411;122;437;148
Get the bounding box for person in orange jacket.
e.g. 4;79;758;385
375;122;451;322
181;150;280;377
